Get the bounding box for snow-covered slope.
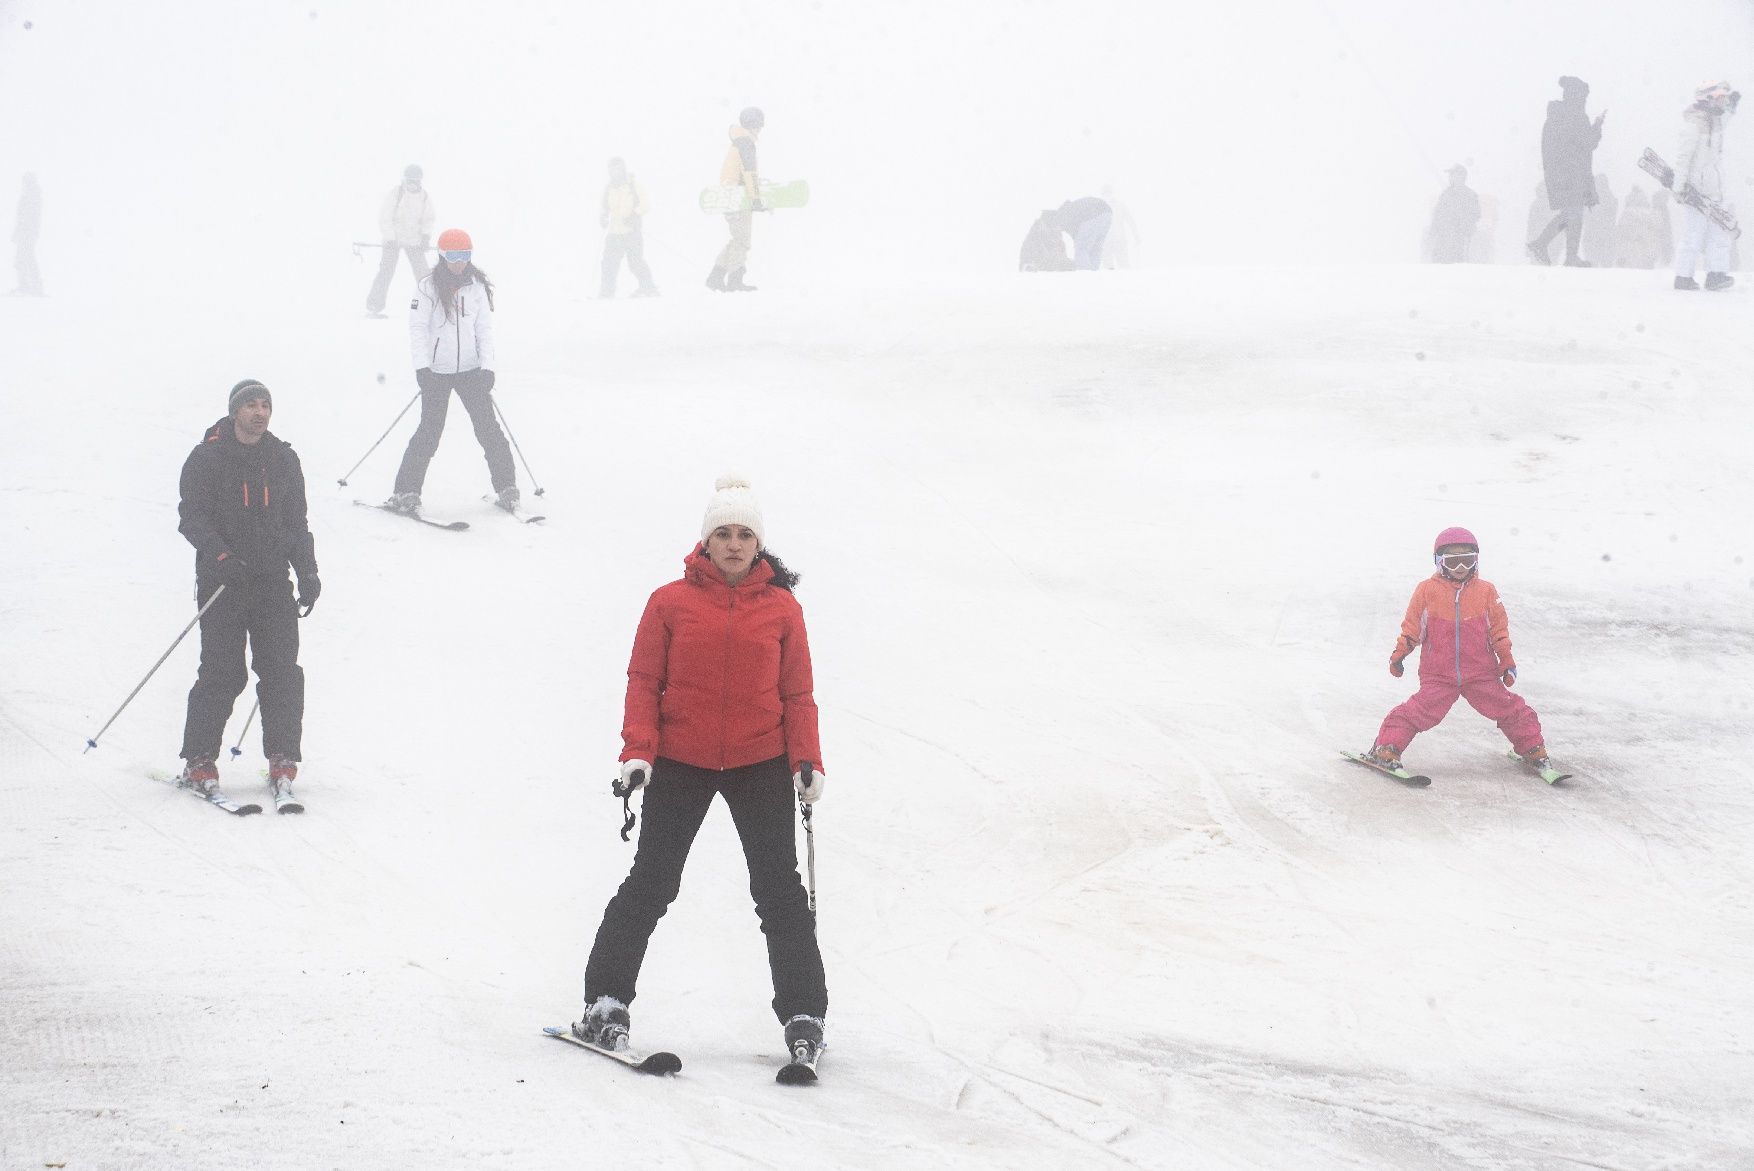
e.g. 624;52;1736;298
3;266;1752;1170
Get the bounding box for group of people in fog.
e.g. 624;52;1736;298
1426;76;1740;289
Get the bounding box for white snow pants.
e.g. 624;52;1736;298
1674;204;1731;277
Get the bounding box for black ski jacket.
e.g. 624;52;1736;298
178;417;317;586
1540;99;1601;210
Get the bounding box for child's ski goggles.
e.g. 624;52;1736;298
1435;551;1478;573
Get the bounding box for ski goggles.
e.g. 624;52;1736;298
440;249;472;263
1435;551;1478;574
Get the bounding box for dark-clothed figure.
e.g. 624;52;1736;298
1019;210;1075;271
12;173;43;296
387;227;518;513
706;108;764;292
176;380;319;799
600;157;659;298
1427;166;1481;263
1057;196;1114;269
1528;77;1604;266
575;475;828;1071
365;164;435;316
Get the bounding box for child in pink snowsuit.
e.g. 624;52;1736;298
1370;527;1548;767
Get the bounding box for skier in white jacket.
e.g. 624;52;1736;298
1672;81;1739;291
365;164;435;316
385;228;520;513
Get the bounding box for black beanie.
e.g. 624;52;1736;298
228;379;272;415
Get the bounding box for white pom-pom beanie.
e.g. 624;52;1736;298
700;473;765;545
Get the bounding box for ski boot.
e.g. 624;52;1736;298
573;995;631;1051
268;756;301;811
1562;256;1593;268
493;486;521;513
1705;271;1735;291
177;757;220;797
1675;276;1701;290
1524;241;1550;266
632;286;661;298
704;266;727;292
384;491;421;515
725;267;758;292
1369;743;1402;768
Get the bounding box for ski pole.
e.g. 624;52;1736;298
336;391;420;487
492;399;546;497
84;585;226;752
227;698;260;760
798;762;817;919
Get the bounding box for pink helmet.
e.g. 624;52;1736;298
1433;526;1478;551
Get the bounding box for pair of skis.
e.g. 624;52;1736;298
151;771;304;816
353;499;546;530
1637;147;1742;238
1340;749;1573;787
541;1025;821;1084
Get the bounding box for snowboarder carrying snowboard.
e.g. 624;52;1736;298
385;228;521;515
1527;76;1603;267
1671;80;1739;291
706;107;765;292
1366;527;1550;772
174;380;319;800
575;475;827;1070
365;164;434;316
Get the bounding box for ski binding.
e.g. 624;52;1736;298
1340;749;1432;787
1508;750;1572;785
542;1026;680;1075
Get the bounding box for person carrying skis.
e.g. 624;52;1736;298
175;379;319;806
385;227;520;514
1527;76;1603;267
365;164;435;317
1671;80;1739;291
600;156;660;299
574;475;828;1072
1366;527;1550;771
706;107;764;292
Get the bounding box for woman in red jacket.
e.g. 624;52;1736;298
574;475;828;1069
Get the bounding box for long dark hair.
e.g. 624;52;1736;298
434;260;495;320
758;548;801;591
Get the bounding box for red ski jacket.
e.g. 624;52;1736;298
621;548;822;774
1392;573;1516;685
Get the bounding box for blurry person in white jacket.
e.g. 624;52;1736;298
385;228;520;513
1672;80;1739;291
365;164;435;316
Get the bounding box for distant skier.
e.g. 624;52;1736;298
11;173;43;296
573;475;828;1076
706;107;764;292
1426;166;1481;263
1671;80;1739;291
1364;528;1550;774
1527;76;1603;267
174;379;319;809
365;164;435;317
385;228;520;514
600;157;659;299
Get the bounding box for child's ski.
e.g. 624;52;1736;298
1508;751;1572;785
1339;750;1432;787
542;1026;680;1076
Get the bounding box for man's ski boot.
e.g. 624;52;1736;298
177;757;220;797
704;266;727;292
494;486;521;513
725;268;758;292
1705;271;1735;291
777;1014;825;1084
384;491;421;515
269;756;303;814
573;995;631;1051
1675;275;1701;290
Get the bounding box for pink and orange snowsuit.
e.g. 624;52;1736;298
1375;573;1544;755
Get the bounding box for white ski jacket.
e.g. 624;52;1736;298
1674;106;1732;201
379;184;435;246
409;274;495;374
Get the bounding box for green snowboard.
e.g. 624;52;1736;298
699;179;810;214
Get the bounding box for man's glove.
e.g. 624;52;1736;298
214;551;248;591
793;765;825;804
1501;665;1518;687
416;367;440;393
296;573;322;615
616;759;652;795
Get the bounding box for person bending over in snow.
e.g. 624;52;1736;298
574;475;827;1073
1367;527;1550;771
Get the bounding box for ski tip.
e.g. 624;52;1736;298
776;1062;818;1085
276;803;306;815
638;1052;683;1076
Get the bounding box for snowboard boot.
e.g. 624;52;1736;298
1705;271;1735;291
1674;276;1701;290
1524;241;1551;266
1369;744;1403;768
705;266;727;292
385;491;421;514
782;1014;825;1065
725;268;758;292
574;995;631;1051
177;757;220;797
494;486;521;512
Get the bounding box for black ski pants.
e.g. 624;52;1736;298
393;370;515;496
180;574;304;763
600;228;657;296
585;756;827;1024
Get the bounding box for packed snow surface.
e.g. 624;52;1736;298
3;266;1752;1169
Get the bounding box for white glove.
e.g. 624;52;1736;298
793;766;825;804
618;759;652;793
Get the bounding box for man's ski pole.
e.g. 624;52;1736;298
84;585;226;752
799;762;817;919
227;698;260;760
336;391;420;487
491;400;546;497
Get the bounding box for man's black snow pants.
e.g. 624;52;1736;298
584;756;827;1024
180;574;304;763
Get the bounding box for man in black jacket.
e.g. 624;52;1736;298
175;379;320;802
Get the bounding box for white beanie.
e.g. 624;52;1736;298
700;473;765;545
